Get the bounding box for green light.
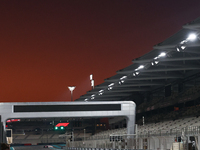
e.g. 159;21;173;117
55;127;58;130
60;126;64;130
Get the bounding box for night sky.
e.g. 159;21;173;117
1;0;200;102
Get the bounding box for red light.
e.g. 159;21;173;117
55;123;69;127
6;119;20;123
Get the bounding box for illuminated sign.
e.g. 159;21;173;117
6;119;20;123
55;123;69;127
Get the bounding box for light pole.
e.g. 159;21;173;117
68;86;76;101
84;128;85;146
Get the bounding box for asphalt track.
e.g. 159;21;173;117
13;145;46;150
12;145;63;150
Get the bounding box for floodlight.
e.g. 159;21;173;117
108;83;114;87
154;57;158;60
99;90;104;93
187;33;197;41
155;61;159;64
176;47;180;52
180;40;186;44
90;74;93;80
135;65;144;71
68;86;75;92
120;76;127;80
108;87;113;90
68;86;76;101
159;52;166;57
137;65;144;70
181;46;186;50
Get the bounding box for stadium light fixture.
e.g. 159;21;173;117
121;80;125;83
138;65;144;69
176;47;180;52
187;33;197;41
154;56;158;60
181;46;186;50
99;89;104;93
133;71;140;76
119;76;127;84
158;52;166;57
108;87;112;91
120;76;127;80
68;86;76;101
90;74;93;80
98;89;104;95
135;65;144;71
108;83;114;87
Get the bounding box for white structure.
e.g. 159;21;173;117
0;101;136;147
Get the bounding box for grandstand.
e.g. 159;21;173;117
7;16;200;150
73;16;200;150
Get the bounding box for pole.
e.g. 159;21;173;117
143;116;145;126
84;129;85;146
71;91;73;102
68;86;75;102
72;131;74;147
0;115;2;150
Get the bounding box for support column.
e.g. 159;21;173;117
126;114;136;149
0;115;6;145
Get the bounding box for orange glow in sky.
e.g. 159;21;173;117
0;0;200;102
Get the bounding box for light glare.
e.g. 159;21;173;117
68;86;76;92
138;65;144;69
90;74;93;80
99;90;104;93
159;52;166;57
187;33;197;41
108;83;114;87
181;46;186;50
120;76;127;80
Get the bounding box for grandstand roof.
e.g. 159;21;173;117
76;17;200;103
